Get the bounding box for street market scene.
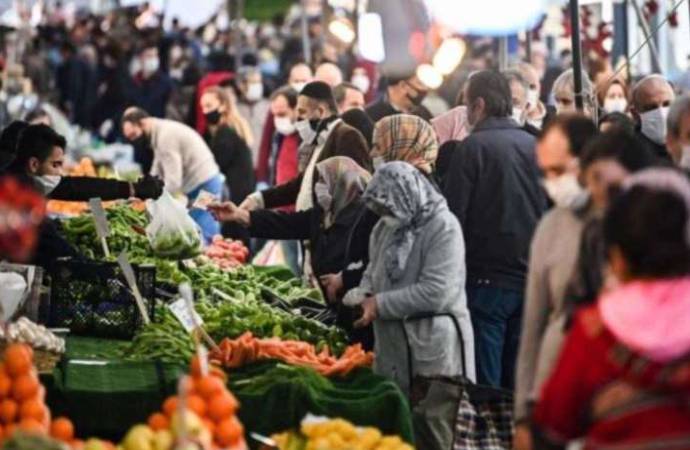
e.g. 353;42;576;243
0;0;690;449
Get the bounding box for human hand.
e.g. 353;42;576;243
512;424;533;450
319;272;343;304
354;295;378;328
239;196;259;211
208;202;250;227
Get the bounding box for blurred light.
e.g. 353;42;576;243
433;38;466;75
602;37;614;54
424;0;547;35
408;31;427;61
416;64;443;89
358;13;386;62
329;18;356;44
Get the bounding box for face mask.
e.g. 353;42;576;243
543;173;583;208
512;107;525;126
32;174;61;195
291;82;307;93
314;181;332;212
274;117;296;135
603;98;627;114
382;216;400;228
526;117;543;130
351;74;370;94
679;145;690;170
142;56;159;75
407;90;426;106
295;119;317;143
245;82;264;102
204;109;222;125
527;88;540;107
640;106;670;145
373;156;385;170
131;134;148;148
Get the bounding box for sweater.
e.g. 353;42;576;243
149;118;219;194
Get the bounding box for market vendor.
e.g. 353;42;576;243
2;122;164;201
209;156;378;349
121;107;223;243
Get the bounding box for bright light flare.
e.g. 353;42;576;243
329;18;356;44
433;38;466;75
417;64;443;89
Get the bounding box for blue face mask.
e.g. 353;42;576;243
260;59;279;77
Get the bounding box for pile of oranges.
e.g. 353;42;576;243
147;357;246;450
0;343;76;444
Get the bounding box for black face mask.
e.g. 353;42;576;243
308;118;321;132
205;109;222;125
131;134;148;148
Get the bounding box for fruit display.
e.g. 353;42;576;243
199;236;249;271
0;319;65;354
272;417;413;450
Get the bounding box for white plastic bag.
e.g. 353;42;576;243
0;272;27;322
146;191;202;259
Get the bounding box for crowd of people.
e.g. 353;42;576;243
1;2;690;449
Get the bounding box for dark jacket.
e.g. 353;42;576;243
50;177;132;201
205;125;255;203
261;120;370;209
128;72;173;118
365;98;433;124
635;128;672;162
249;201;378;347
32;219;80;271
443;117;547;291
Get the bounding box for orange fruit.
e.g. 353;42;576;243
196;375;224;400
4;423;16;438
147;413;168;431
0;371;11;398
186;395;207;418
19;399;47;421
4;345;32;377
215;416;243;446
179;377;196;396
210;366;227;383
207;392;238;422
190;356;202;378
202;418;215;436
18;417;45;434
70;439;84;450
12;373;39;401
50;417;75;441
0;399;18;424
162;396;178;418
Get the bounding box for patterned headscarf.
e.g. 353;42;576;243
314;156;372;228
364;161;447;281
371;114;439;174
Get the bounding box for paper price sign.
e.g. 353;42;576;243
168;297;203;333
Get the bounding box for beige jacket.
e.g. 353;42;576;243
149;118;219;194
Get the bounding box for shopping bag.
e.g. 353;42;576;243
145;191;202;260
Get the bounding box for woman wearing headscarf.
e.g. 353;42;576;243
209;156;378;348
344;161;475;394
370;114;439;183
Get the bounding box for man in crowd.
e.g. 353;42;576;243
121;107;222;242
443;70;547;389
365;72;431;123
630;74;675;162
288;63;313;93
314;62;343;87
333;82;366;114
129;44;173;119
235;66;270;166
667;94;690;167
503;70;539;136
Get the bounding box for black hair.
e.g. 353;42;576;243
24;108;50;124
539;114;598;158
270;86;298;109
605;180;690;278
300;81;338;114
580;128;659;172
121;107;150;126
341;108;374;148
11;124;66;173
598;111;635;134
466;70;512;118
0;121;29;155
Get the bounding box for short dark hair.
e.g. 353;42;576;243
270;85;298;109
599;111;635;134
580;128;659;172
12;124;66;172
121;107;150;126
605;178;690;278
333;82;361;106
540;114;598;158
466;70;512;118
300;81;338;114
0;121;29;155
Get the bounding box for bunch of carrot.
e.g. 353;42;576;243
210;333;373;377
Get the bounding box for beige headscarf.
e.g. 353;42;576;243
371;114;439;175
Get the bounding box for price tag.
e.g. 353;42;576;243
168;296;204;333
116;252;151;324
89;198;111;258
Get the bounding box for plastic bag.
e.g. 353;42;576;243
0;272;27;322
146;191;202;259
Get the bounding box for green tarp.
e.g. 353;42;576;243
43;337;414;446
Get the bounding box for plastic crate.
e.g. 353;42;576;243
48;258;156;339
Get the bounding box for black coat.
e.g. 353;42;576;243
50;177;132;201
205;125;255;203
635;128;672;162
443;117;547;292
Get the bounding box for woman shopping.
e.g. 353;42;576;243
209;156;378;348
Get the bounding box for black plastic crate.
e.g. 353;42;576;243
48;258;156;339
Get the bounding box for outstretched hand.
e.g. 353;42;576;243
208;202;251;227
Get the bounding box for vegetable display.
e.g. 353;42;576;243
0;318;65;354
200;236;249;271
210;333;372;377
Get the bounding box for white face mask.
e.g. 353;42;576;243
314;181;332;212
382;216;400;228
512;107;525;126
274;116;296;135
640;106;670;145
246;82;264;102
526;117;543;130
603;98;628;114
33;174;62;195
295;119;317;143
679;145;690;170
142;56;159;75
351;74;371;94
372;156;385;170
527;88;540;108
291;82;307;93
543;172;583;208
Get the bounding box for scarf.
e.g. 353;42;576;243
371;114;439;175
